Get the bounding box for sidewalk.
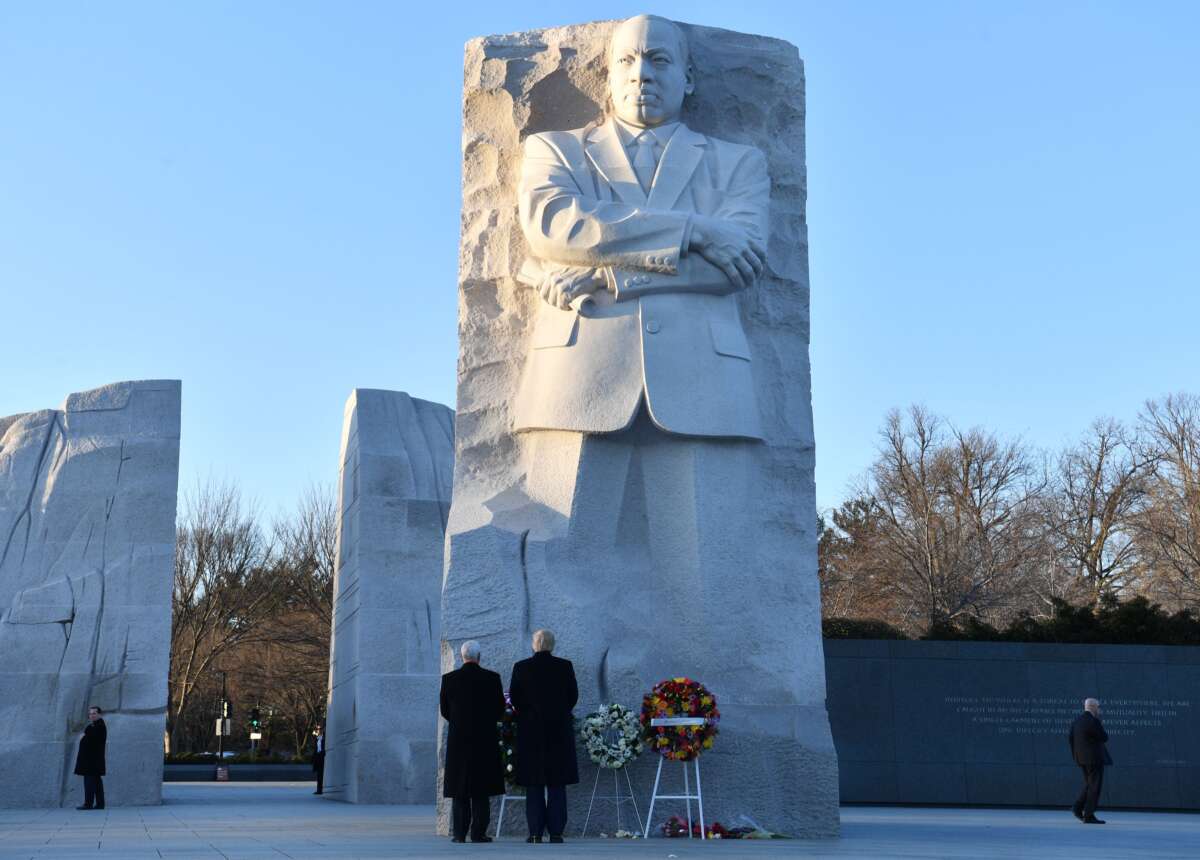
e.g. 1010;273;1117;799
0;783;1197;859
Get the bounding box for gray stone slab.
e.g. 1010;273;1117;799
324;390;453;805
0;380;180;808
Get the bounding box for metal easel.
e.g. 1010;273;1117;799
581;765;643;836
643;717;707;839
494;792;524;837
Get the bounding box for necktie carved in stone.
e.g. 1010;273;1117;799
632;130;657;192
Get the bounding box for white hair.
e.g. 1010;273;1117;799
532;629;556;653
1084;698;1100;712
460;640;481;662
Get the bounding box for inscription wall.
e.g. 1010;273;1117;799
826;640;1200;809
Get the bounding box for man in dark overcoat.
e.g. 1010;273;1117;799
74;705;107;810
440;639;506;843
1069;697;1111;824
509;628;578;844
312;725;326;795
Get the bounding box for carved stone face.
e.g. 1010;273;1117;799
607;16;694;128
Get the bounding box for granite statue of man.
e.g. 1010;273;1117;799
515;13;768;438
442;14;839;836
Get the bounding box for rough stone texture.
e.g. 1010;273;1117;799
0;380;181;808
325;390;454;803
441;19;838;837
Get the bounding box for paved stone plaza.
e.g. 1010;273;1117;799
0;784;1197;858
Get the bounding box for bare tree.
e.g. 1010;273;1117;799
818;497;906;623
1136;393;1200;607
1047;418;1153;606
864;406;1049;632
272;483;337;638
168;480;280;752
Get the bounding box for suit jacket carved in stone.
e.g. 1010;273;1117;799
514;116;769;440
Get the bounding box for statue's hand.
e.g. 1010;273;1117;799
538;266;605;310
689;216;767;291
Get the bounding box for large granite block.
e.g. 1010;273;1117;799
0;380;180;808
442;14;838;838
324;389;453;804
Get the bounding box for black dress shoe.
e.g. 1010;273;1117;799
1083;816;1105;824
549;836;564;843
1072;809;1084;820
525;836;542;843
470;835;493;843
75;806;92;810
94;805;105;810
451;836;466;843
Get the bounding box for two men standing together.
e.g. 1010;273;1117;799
440;630;578;844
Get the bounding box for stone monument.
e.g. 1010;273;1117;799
325;389;454;803
0;380;181;808
441;15;838;836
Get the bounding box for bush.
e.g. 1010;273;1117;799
823;617;909;640
829;596;1200;645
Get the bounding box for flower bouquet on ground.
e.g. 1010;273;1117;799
639;677;720;760
580;703;644;769
661;816;735;838
497;692;519;791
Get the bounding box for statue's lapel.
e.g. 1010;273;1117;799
647;125;705;211
585;119;647;206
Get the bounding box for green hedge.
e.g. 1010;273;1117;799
822;617;909;640
824;596;1200;646
164;752;307;765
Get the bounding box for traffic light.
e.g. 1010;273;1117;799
222;700;231;719
250;708;261;729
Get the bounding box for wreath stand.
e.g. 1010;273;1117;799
643;717;707;839
581;765;643;837
493;791;524;837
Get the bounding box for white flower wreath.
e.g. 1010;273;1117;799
580;703;644;769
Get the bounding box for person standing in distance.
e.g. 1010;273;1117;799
1069;697;1111;824
312;725;326;795
440;640;506;843
74;705;107;810
509;629;579;844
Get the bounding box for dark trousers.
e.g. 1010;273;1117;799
1073;764;1104;818
451;795;491;840
83;775;105;809
525;784;567;838
313;753;325;794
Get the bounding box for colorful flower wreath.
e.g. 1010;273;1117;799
580;703;644;769
639;677;720;761
497;692;518;788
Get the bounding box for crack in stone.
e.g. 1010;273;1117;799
55;573;77;675
519;529;530;635
598;646;610;702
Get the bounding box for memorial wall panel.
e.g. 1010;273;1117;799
826;640;1200;809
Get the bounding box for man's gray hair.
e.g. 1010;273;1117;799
532;628;556;653
1084;697;1100;712
460;640;482;662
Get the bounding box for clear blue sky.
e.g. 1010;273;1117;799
2;1;1197;516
